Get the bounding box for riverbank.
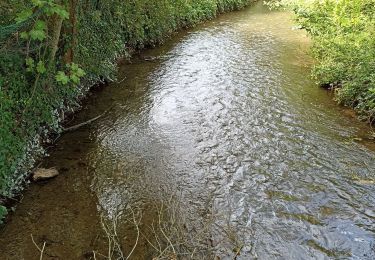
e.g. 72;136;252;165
0;0;255;221
269;0;375;123
1;3;374;258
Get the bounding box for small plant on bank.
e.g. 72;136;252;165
0;205;7;224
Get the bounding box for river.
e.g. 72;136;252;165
1;2;375;259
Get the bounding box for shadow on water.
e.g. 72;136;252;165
1;2;375;259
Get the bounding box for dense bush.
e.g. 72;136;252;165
269;0;375;121
0;0;253;221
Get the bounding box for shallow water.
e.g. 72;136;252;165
1;2;375;259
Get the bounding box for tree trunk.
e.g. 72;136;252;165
64;0;78;63
49;14;63;66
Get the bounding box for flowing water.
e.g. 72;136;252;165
1;2;375;259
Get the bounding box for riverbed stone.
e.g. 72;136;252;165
32;168;59;182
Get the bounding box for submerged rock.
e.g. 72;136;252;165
32;168;59;182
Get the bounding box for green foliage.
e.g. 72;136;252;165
269;0;375;120
0;0;83;197
15;9;33;23
55;63;85;85
0;205;7;224
29;20;47;41
74;0;251;80
0;0;254;197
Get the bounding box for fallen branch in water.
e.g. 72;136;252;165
62;106;113;133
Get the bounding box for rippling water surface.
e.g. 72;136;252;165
1;2;375;259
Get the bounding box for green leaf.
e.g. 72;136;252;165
69;63;85;77
29;29;46;41
15;9;33;23
31;0;45;7
51;6;69;20
70;74;80;84
34;20;47;31
70;63;79;71
36;61;46;74
55;71;69;85
20;32;29;40
25;57;35;72
26;57;34;66
76;68;86;77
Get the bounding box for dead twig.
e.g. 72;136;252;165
31;234;46;260
126;207;141;260
157;203;176;258
62;106;113;132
